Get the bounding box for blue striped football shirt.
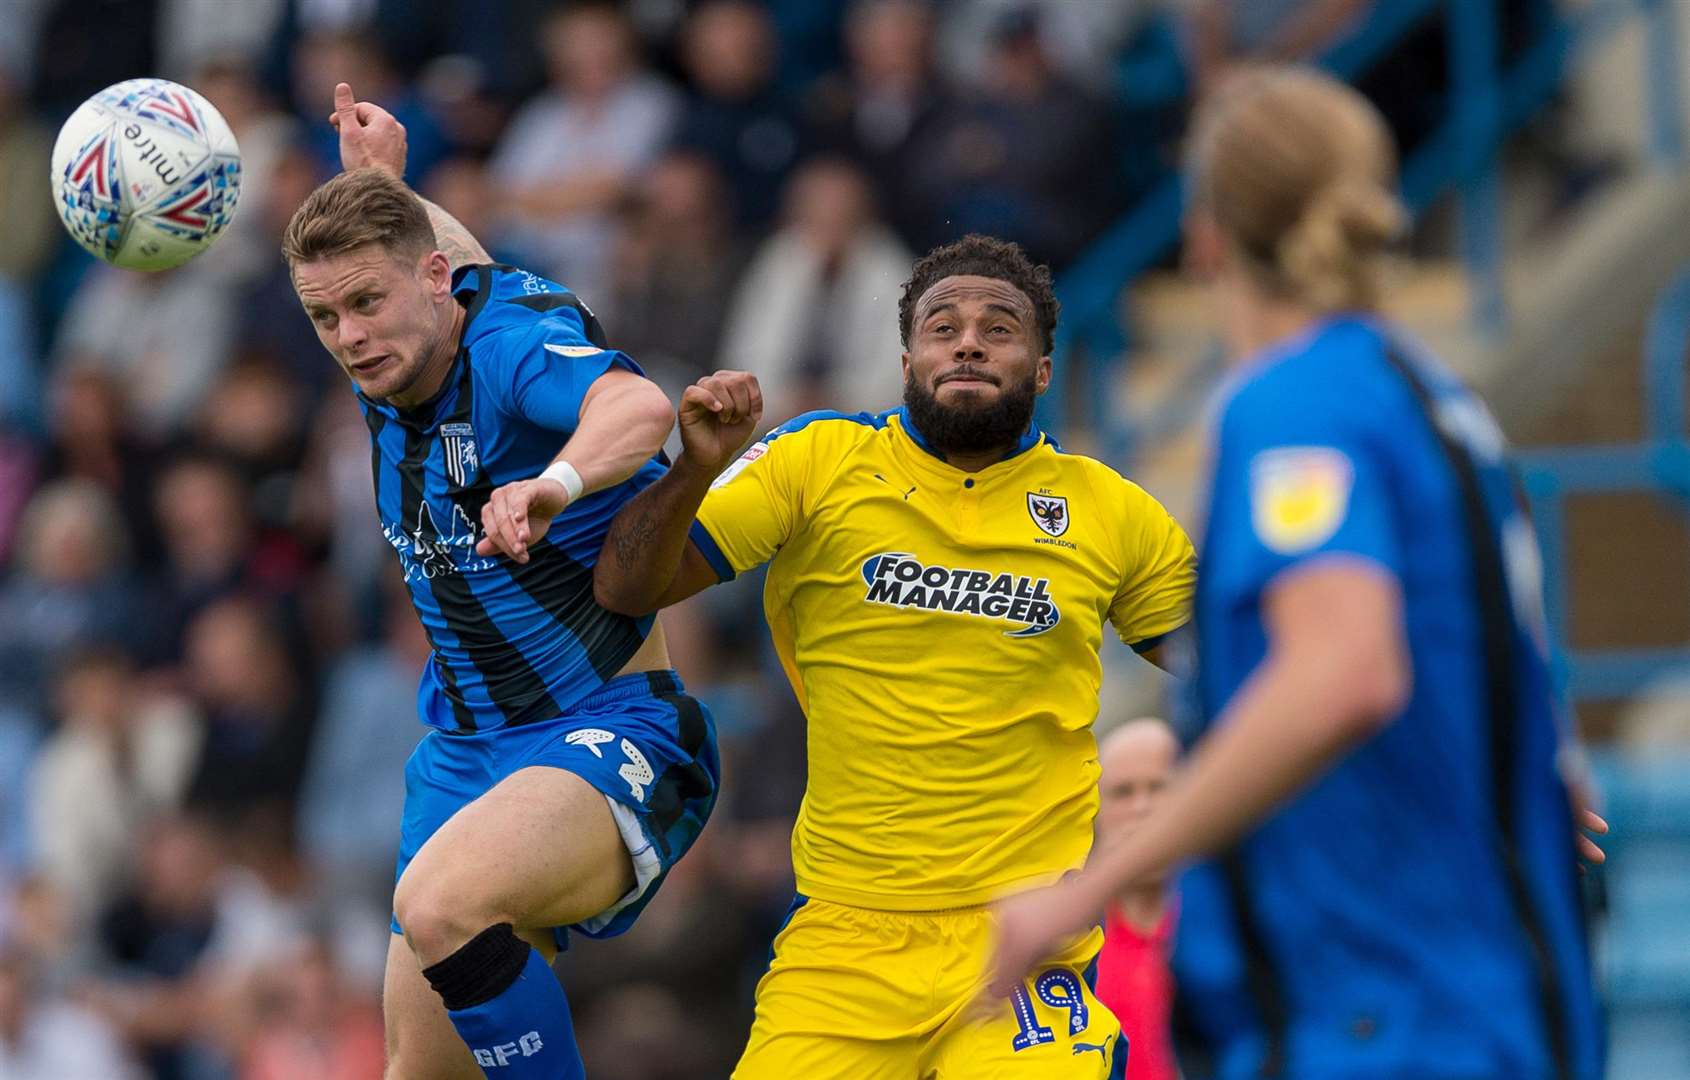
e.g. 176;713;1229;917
359;264;662;733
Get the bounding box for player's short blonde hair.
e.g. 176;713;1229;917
1187;66;1406;314
282;166;436;268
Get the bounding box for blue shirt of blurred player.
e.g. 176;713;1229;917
1179;314;1602;1079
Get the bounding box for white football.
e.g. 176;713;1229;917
51;78;242;271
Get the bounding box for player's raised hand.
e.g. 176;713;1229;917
678;370;763;475
476;477;569;565
329;82;407;178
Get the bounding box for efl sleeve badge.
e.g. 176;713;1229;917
1249;446;1354;554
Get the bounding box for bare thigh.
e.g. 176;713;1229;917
394;764;636;964
382;929;558;1080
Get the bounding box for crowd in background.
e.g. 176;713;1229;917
0;1;1543;1076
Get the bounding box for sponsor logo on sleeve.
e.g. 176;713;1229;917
543;342;604;358
1249;446;1353;554
709;440;767;490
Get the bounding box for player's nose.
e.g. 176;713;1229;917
952;327;986;360
337;316;369;352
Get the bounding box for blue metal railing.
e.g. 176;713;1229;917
1048;0;1684;463
1518;265;1690;703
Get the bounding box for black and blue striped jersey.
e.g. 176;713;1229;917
360;264;663;734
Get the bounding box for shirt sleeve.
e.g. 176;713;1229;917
690;423;813;581
1216;380;1403;592
1109;481;1198;651
492;302;643;433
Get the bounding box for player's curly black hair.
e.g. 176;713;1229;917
898;234;1059;356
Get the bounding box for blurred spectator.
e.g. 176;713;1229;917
1094;718;1181;1080
291;29;450;186
806;0;944;247
297;576;426;889
52;262;238;440
673;0;807;228
144;450;310;666
0;945;142;1080
28;647;200;921
903;6;1126;268
0;63;53;433
718;157;910;422
0;479;140;714
489;1;677;303
606;150;747;401
180;595;315;821
237;936;384;1080
39;369;163;561
193;363;312;539
195;363;309;473
89;813;227;1079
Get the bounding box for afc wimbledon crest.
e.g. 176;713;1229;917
440;423;479;486
1027;492;1069;537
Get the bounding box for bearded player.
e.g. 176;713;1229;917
287;85;718;1079
593;234;1196;1078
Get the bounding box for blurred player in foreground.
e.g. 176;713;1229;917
989;66;1607;1080
1093;719;1181;1080
593;234;1196;1077
286;85;718;1079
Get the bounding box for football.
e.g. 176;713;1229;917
50;78;242;271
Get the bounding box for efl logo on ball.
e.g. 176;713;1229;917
51;78;242;271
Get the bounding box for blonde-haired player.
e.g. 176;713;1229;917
594;234;1195;1077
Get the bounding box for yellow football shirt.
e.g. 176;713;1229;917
692;408;1195;910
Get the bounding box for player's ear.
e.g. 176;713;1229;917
421;249;452;297
1034;354;1052;396
900;352;912;383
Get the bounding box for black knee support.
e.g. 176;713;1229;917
421;922;531;1011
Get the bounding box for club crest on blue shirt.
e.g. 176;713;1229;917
1027;492;1069;537
440;422;478;487
1250;446;1353;554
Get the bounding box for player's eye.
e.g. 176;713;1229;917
311;310;336;327
355;294;380;312
989;325;1012;335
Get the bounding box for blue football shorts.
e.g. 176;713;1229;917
391;669;720;947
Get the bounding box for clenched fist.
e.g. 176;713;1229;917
679;370;763;476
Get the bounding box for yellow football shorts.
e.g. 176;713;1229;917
733;896;1124;1079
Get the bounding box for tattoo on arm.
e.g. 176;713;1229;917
614;510;661;575
419;197;491;271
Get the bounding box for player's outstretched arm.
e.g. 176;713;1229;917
476;369;674;565
594;371;763;614
329;81;490;272
988;559;1410;995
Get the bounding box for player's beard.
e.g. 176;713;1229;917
903;366;1039;457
